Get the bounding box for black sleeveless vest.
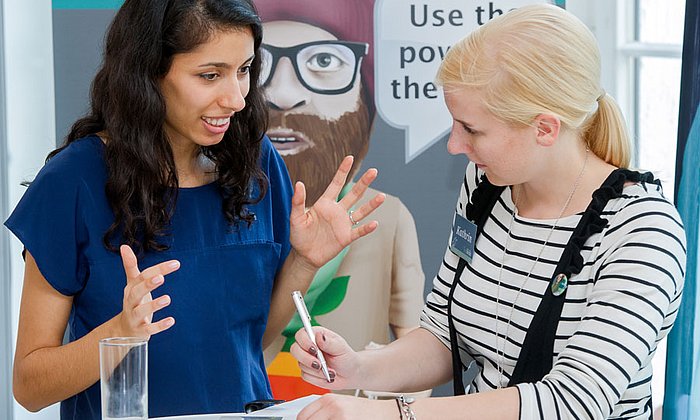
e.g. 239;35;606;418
448;168;659;395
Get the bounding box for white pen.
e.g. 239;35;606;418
291;290;332;383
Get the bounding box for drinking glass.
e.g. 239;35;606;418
99;337;148;420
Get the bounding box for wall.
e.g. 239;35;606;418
0;0;12;416
2;0;58;418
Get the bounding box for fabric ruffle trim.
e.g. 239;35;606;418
557;168;658;277
465;173;502;222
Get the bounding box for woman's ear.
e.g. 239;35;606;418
533;114;561;147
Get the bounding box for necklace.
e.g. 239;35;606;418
493;147;589;388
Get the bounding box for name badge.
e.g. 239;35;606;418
450;214;477;264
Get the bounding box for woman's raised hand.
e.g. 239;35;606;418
289;156;385;269
117;245;179;338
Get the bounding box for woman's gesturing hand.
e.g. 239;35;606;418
289;155;385;269
117;245;180;338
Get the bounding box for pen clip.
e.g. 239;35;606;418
292;290;312;322
300;302;311;322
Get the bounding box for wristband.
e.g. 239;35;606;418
396;395;416;420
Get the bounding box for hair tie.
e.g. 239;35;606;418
596;90;606;102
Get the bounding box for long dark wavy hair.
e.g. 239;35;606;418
48;0;269;254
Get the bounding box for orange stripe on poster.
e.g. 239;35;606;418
267;352;331;400
268;374;331;401
267;351;302;377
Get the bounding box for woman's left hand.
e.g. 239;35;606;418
297;394;397;420
289;155;384;269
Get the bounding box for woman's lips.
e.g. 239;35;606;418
201;116;230;134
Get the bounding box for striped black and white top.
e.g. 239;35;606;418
420;162;686;420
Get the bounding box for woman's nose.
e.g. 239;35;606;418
446;130;473;156
219;78;246;112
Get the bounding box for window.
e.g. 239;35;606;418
631;0;684;198
590;0;685;415
612;0;685;197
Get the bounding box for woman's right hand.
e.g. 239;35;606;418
117;245;179;338
290;326;362;390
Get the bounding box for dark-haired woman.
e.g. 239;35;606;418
4;1;383;419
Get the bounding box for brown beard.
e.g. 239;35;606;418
269;99;370;204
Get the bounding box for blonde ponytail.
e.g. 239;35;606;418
582;93;631;168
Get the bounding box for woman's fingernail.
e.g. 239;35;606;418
158;296;170;307
329;371;336;379
311;361;320;370
309;346;317;355
168;261;180;269
322;334;327;342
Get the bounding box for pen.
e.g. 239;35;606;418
291;290;332;383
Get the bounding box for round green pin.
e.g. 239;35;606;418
551;273;568;296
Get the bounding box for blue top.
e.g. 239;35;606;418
5;135;293;419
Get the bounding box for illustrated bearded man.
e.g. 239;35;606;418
256;0;376;204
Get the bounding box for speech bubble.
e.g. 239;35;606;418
375;0;557;163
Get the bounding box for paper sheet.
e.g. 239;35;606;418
242;395;320;419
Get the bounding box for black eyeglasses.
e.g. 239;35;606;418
260;40;368;95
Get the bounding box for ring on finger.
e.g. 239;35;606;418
348;210;359;226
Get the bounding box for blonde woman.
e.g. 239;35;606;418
290;4;686;419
